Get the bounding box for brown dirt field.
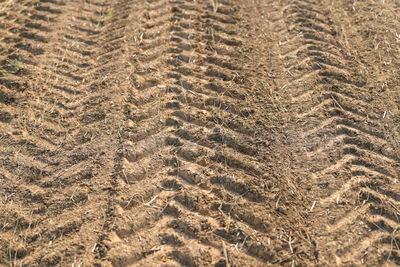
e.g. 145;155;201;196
0;0;399;266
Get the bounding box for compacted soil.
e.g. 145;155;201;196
0;0;399;266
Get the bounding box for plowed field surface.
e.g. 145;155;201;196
1;0;399;266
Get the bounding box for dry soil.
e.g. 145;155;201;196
0;0;399;266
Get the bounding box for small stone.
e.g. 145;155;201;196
126;119;135;128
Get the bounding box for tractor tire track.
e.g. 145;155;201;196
1;0;398;266
107;0;311;266
266;0;400;265
0;0;123;265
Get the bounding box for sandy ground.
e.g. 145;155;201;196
0;0;399;266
